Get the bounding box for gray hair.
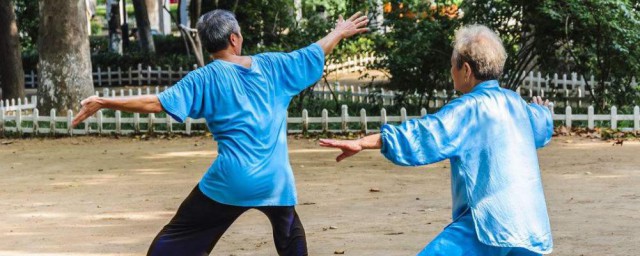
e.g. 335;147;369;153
452;25;506;81
196;10;241;53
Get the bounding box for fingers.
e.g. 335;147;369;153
353;15;368;25
336;152;349;162
355;18;369;28
544;99;550;107
347;11;362;22
338;15;344;23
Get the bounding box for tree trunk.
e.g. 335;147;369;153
0;0;25;100
37;0;95;114
108;0;123;54
189;0;201;28
132;0;156;52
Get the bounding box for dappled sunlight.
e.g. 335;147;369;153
288;148;336;154
0;251;137;256
16;211;68;219
140;150;217;159
129;168;172;175
85;211;174;221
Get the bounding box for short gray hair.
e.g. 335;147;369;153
196;10;241;53
452;25;506;81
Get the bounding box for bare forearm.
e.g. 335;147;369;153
357;133;382;150
99;95;163;113
316;30;344;56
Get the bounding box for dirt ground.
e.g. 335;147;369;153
0;135;638;256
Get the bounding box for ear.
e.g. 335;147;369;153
229;33;240;47
463;62;473;81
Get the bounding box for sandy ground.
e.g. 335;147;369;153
0;135;639;256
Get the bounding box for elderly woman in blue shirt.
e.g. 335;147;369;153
320;25;554;256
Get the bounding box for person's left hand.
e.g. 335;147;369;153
333;12;369;39
319;139;363;162
531;96;549;107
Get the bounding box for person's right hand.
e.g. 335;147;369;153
531;96;549;107
319;139;363;162
71;96;104;128
333;12;369;39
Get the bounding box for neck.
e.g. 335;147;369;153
211;48;251;68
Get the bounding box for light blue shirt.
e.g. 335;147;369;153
380;80;554;254
158;43;325;206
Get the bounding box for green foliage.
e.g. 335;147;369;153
14;0;39;51
369;1;460;110
535;0;640;109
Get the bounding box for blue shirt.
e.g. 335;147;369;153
380;80;554;254
158;43;325;206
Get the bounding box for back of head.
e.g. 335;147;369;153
452;25;507;81
197;10;240;54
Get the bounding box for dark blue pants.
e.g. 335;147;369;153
147;185;307;256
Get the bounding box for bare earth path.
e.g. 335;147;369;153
0;136;638;256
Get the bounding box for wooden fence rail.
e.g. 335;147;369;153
1;105;639;137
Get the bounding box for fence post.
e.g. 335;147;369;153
97;66;102;86
111;89;116;98
16;108;22;135
50;109;56;136
0;105;4;136
97;110;103;134
147;65;152;85
335;82;342;101
381;108;387;125
360;108;367;134
301;109;308;133
103;88;109;97
321;109;328;132
185;117;192;135
133;113;140;133
421;108;427;116
31;95;37;108
115;110;122;134
107;67;112;85
166;111;173;133
67;110;73;136
587;106;595;130
30;70;35;88
341;105;348;132
610;106;617;130
351;85;356;102
137;87;142;96
634;106;640;131
148;113;155;133
357;87;363;103
118;67;122;85
400;107;407;122
565;106;572;128
33;108;39;136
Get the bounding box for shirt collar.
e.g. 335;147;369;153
470;80;500;93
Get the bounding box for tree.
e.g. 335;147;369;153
37;0;95;113
132;0;156;52
370;1;461;110
0;0;25;99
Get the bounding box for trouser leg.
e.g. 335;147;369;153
256;206;308;256
147;185;247;256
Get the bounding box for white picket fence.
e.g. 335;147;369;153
2;103;639;136
22;53;379;88
23;64;198;88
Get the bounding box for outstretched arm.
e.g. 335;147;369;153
529;96;553;148
71;95;163;127
319;134;381;162
316;12;369;55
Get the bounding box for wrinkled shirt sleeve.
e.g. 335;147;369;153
157;71;205;123
260;43;325;96
380;100;472;166
527;104;553;148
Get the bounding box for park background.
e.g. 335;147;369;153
0;0;639;255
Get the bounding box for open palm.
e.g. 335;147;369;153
319;139;363;162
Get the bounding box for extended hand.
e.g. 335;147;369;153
531;96;550;107
71;96;103;127
334;12;369;39
319;139;363;162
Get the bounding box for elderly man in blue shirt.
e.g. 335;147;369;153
320;25;554;256
72;10;369;256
